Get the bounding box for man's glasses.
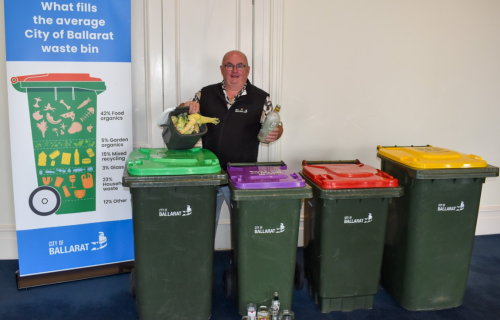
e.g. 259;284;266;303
222;63;247;71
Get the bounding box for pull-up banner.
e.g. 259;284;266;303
4;0;134;278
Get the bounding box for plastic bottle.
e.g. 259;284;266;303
257;105;281;143
74;149;80;165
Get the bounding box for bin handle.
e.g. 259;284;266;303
377;145;432;150
400;156;419;162
468;154;483;161
175;105;191;112
157;107;176;126
376;169;394;179
228;161;286;168
157;105;194;127
302;160;360;166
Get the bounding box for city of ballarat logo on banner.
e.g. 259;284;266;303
49;232;108;255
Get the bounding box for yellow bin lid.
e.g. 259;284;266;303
377;145;488;169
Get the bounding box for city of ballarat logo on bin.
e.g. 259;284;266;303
344;213;373;224
437;201;465;212
48;232;107;255
159;205;192;217
254;223;285;234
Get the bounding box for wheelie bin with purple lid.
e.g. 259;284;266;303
223;161;312;316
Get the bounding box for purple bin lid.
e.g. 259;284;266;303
227;162;306;189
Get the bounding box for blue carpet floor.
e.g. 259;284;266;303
1;234;499;320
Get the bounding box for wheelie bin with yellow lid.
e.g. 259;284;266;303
377;145;499;311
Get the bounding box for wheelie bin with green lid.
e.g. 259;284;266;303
123;147;227;320
300;160;403;313
11;73;105;216
223;162;312;316
377;145;499;311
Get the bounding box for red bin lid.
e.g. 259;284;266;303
11;73;103;83
301;160;398;189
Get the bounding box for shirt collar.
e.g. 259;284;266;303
221;80;247;104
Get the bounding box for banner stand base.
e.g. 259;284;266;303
15;261;134;289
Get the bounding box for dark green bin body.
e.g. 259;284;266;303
379;155;499;311
229;183;312;316
123;170;227;320
302;174;403;312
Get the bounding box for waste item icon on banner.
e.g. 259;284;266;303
12;73;106;216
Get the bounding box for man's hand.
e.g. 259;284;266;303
181;101;200;114
266;124;283;142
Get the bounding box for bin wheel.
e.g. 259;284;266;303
130;268;136;298
294;262;304;290
29;186;61;216
223;268;233;297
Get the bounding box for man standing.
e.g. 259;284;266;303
183;50;283;229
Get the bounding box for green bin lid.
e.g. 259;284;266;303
127;148;221;176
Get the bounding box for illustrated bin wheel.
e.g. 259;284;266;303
29;186;61;216
294;262;304;290
223;268;233;297
130;268;136;298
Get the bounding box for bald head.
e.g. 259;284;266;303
220;50;251;90
222;50;248;66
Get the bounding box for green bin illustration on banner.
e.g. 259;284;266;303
11;73;106;216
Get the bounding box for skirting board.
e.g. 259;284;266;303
475;206;500;236
1;206;500;258
0;231;18;260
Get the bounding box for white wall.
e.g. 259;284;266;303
0;0;18;259
281;0;500;234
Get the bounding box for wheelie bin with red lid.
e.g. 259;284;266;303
300;160;403;313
